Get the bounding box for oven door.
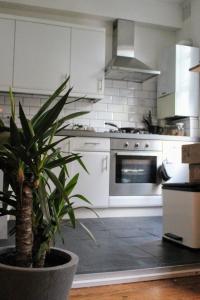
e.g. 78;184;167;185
110;151;162;196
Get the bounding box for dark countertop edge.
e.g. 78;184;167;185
57;130;200;142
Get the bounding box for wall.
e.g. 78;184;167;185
1;0;183;28
0;78;157;132
134;23;176;69
0;7;177;132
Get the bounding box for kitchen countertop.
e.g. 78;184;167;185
58;130;199;142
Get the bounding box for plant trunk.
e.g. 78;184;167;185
32;230;47;268
16;184;33;267
33;249;46;268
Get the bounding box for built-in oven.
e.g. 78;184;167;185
110;139;163;196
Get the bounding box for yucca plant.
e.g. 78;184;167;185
0;77;90;268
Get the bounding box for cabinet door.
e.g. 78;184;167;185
162;141;189;183
70;28;105;98
0;18;15;90
157;46;175;98
70;152;109;208
13;20;70;94
175;45;199;117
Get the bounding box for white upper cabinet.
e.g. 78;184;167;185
13;20;71;94
0;18;15;91
157;45;199;119
0;16;105;98
157;46;175;98
70;27;105;99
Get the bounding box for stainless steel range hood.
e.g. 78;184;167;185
105;19;161;83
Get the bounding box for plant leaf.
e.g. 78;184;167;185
65;173;79;196
31;76;70;125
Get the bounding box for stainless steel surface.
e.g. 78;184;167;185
57;129;199;142
105;121;147;134
105;19;161;83
111;139;162;151
110;138;162;196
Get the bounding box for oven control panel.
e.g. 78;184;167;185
111;139;162;151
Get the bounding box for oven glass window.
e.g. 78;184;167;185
116;155;157;183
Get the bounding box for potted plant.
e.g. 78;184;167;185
0;77;90;300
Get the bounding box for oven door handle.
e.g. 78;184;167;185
115;151;162;157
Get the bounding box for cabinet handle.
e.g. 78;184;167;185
98;79;103;91
105;156;108;171
102;156;108;172
84;142;100;145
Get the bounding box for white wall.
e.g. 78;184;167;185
134;23;176;69
105;22;176;68
177;0;200;47
1;0;183;28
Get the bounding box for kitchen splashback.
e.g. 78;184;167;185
0;79;157;131
0;78;198;136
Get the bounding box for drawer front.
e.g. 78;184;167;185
70;137;110;152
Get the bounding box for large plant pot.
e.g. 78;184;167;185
0;246;78;300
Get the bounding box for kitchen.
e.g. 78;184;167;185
1;0;200;299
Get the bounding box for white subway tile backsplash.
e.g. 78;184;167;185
105;87;119;96
123;105;139;113
113;80;128;89
23;97;41;107
113;112;128;121
127;81;142;90
29;106;39;115
83;111;98;120
97;111;113;120
101;95;112;104
107;104;124;113
90;119;105;128
119;88;134;98
121;121;136;128
105;79;113;88
112;96;127;105
128;113;143;123
0;79;197;136
0;96;4;104
92;103;107;112
142;78;157;91
72;118;90;126
127;98;140;105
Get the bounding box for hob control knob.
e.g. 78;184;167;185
124;142;129;148
135;143;139;148
145;143;149;148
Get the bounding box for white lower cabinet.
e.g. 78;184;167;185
69;138;110;208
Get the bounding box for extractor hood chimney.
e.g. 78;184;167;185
105;19;161;83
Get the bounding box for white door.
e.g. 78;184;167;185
0;18;15;91
13;20;71;94
70;28;105;97
69;152;109;208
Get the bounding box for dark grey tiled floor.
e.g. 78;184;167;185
1;217;200;274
